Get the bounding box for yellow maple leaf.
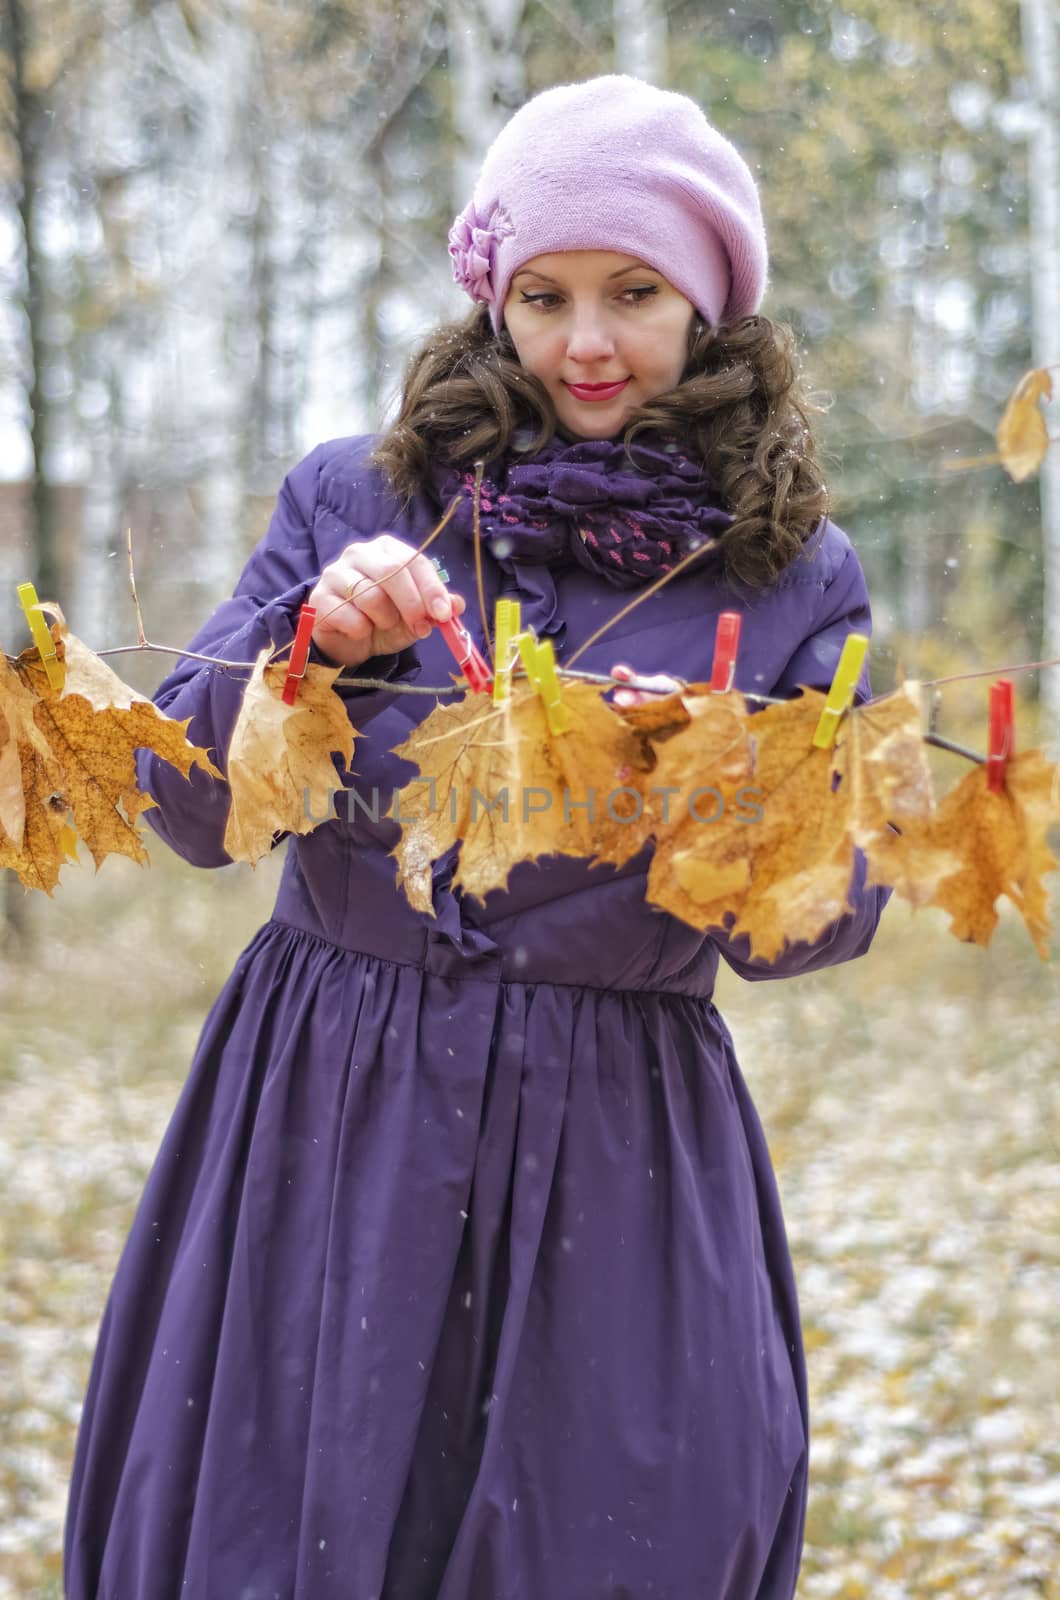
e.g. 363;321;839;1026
222;649;357;865
2;608;220;882
836;680;962;904
0;651;71;892
649;689;857;960
390;679;649;913
915;751;1058;958
996;368;1053;482
32;614;221;867
0;703;25;848
632;690;757;929
943;367;1053;481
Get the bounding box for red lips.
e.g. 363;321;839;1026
564;378;631;403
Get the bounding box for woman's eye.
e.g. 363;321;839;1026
518;286;658;310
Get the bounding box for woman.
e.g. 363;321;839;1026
65;75;889;1600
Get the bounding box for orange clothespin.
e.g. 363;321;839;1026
986;678;1014;793
492;599;522;704
17;582;64;691
811;633;869;749
517;631;570;735
709;612;742;692
281;605;317;705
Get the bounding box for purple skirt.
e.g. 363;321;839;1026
64;919;808;1599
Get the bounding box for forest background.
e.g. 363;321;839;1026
1;0;1059;1595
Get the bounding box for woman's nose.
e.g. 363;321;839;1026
565;313;615;363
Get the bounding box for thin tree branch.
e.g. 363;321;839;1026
921;655;1060;686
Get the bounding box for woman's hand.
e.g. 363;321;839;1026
307;535;466;669
609;661;685;708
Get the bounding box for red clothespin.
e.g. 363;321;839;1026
986;678;1014;793
709;612;742;692
438;616;493;693
282;605;317;705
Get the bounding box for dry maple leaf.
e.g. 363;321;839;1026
389;679;649;913
996;368;1053;483
632;690;757;927
645;688;858;959
0;703;25;848
907;751;1059;958
32;610;221;867
0;651;71;892
2;607;221;881
835;680;962;904
943;367;1054;481
223;649;356;865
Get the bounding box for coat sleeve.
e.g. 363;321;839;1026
134;443;422;869
711;538;892;982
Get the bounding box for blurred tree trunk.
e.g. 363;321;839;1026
6;0;58;603
1020;0;1060;734
3;0;51;950
446;0;525;206
613;0;667;84
362;131;393;416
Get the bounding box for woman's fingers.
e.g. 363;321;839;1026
308;535;467;665
609;662;684;708
342;538;437;638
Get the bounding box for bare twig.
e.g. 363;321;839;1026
563;539;723;668
94;643;259;670
920;655;1060;687
923;731;985;765
471;460;492;665
126;526;147;646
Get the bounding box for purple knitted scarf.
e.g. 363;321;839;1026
432;431;733;590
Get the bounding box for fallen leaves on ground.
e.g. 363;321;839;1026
1;866;1057;1597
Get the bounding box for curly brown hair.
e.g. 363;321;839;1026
370;304;830;588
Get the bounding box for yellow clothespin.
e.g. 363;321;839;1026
517;631;571;735
493;598;522;704
17;582;64;691
811;633;869;749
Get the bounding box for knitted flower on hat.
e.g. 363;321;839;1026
448;199;515;306
448;74;768;332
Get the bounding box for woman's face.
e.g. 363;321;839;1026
502;251;698;439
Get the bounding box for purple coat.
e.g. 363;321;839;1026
65;436;889;1600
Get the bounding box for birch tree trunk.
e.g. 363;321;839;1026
613;0;667;85
3;0;51;948
1019;0;1060;736
190;7;258;588
5;0;57;603
446;0;526;210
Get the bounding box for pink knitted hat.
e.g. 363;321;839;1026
448;75;768;333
